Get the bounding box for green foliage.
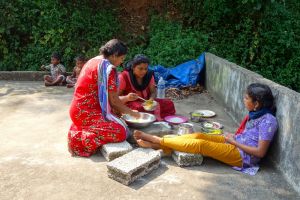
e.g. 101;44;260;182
251;2;300;89
0;0;119;71
130;16;209;67
146;17;209;66
1;0;299;92
172;0;300;92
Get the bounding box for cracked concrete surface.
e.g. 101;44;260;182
0;81;299;200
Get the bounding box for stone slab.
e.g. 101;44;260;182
101;141;133;161
107;148;161;185
172;151;203;167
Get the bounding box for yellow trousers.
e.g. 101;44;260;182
160;133;243;167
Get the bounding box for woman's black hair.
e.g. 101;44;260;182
99;39;127;57
125;54;150;71
126;54;152;91
51;52;61;61
246;83;276;112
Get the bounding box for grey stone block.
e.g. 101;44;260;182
172;151;203;167
101;141;133;161
107;148;161;185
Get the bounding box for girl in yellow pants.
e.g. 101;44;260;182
133;130;243;167
133;83;279;170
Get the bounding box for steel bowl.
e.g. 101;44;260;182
122;112;156;128
177;123;195;135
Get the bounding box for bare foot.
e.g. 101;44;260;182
136;139;161;150
133;130;161;144
136;139;153;148
133;130;143;141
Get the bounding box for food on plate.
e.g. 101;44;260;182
143;100;157;111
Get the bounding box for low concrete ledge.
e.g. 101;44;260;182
205;52;300;194
0;71;48;81
0;71;72;81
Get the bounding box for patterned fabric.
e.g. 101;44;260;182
98;59;129;136
68;56;126;157
44;63;66;79
233;114;278;176
232;165;260;176
233;113;278;175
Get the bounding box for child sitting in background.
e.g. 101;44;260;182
66;55;86;88
41;52;66;86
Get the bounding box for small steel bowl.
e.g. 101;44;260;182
122;112;156;128
177;123;195;135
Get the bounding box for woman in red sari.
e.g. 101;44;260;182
68;39;140;157
118;54;175;121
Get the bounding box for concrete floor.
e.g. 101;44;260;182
0;81;299;200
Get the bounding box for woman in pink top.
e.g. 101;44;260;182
118;54;176;120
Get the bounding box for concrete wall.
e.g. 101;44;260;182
0;71;72;81
205;53;300;194
0;71;49;81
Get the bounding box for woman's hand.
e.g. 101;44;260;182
109;91;139;118
127;93;139;101
223;132;271;158
224;132;236;145
130;110;141;118
40;65;46;70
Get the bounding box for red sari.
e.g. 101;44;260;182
119;70;176;120
68;56;126;157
